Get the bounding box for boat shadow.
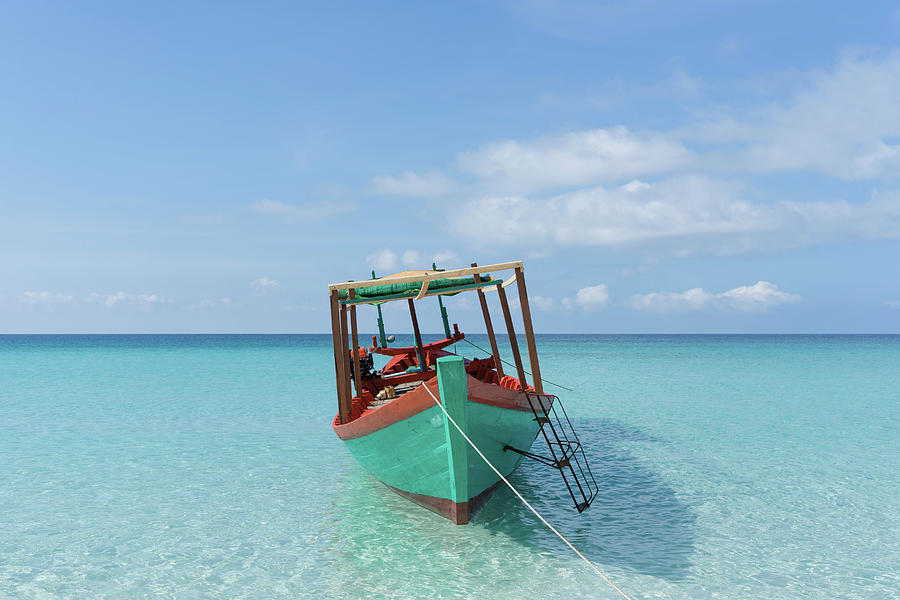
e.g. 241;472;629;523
472;418;697;582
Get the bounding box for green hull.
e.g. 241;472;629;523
335;358;545;524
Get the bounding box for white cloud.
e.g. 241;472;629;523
563;284;609;310
431;249;459;266
371;51;900;257
530;295;554;310
717;281;802;311
629;281;800;313
250;277;280;295
367;248;461;272
886;300;900;309
87;292;170;308
20;291;75;307
251;199;353;223
371;171;456;197
451;178;900;253
401;250;423;266
458;126;692;193
628;288;714;313
366;249;398;272
692;49;900;180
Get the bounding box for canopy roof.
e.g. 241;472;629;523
329;260;523;305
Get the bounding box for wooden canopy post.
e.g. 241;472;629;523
471;263;503;378
434;262;452;340
407;298;427;370
330;290;349;424
496;283;528;390
349;287;362;396
514;266;543;394
339;301;353;415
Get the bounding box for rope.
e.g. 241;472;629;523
461;338;575;392
422;383;636;600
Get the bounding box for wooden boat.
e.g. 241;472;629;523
327;261;597;524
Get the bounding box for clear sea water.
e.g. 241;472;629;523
0;334;897;599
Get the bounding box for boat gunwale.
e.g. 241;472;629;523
332;374;549;441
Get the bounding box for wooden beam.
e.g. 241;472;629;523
471;263;503;378
496;283;528;390
349;288;362;397
514;266;543;394
480;271;517;292
328;260;523;291
339;302;352;417
407;298;427;370
330;290;349;424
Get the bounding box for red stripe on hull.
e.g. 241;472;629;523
333;378;439;441
334;375;550;441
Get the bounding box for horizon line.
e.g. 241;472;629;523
2;332;900;336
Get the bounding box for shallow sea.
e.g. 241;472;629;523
0;334;898;599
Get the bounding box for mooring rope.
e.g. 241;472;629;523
461;338;575;392
421;384;636;600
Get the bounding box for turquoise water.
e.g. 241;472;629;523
1;335;898;599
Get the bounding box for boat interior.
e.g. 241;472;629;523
357;330;533;414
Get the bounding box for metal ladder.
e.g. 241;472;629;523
505;392;599;513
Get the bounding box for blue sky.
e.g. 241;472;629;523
2;1;899;333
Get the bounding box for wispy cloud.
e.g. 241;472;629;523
250;277;280;295
450;179;900;254
431;250;459;267
886;300;900;309
371;171;456;197
689;49;900;180
20;291;75;307
460;48;900;189
377;51;900;257
366;249;399;272
530;295;554;311
251;199;354;223
366;248;462;273
401;250;422;266
629;281;801;313
87;292;170;308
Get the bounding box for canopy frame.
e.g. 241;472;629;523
329;259;543;425
328;260;522;292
